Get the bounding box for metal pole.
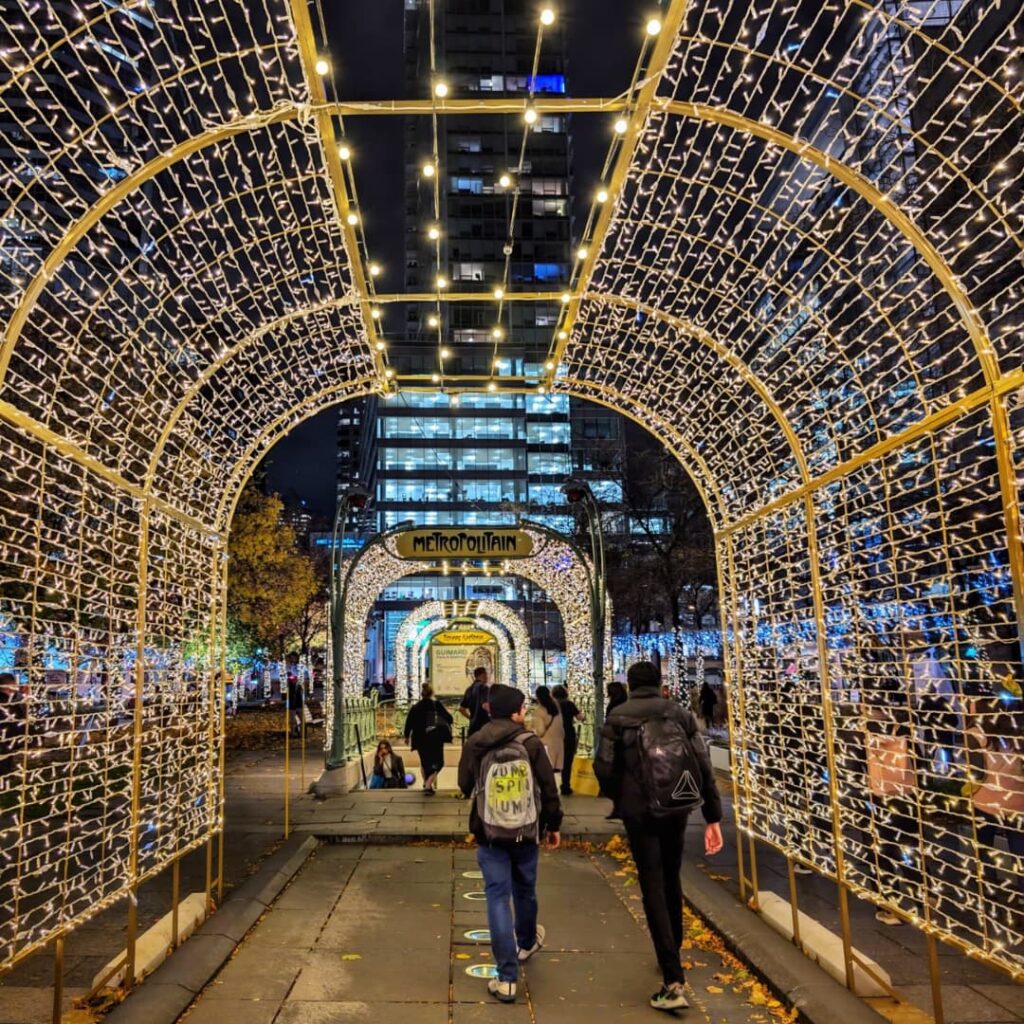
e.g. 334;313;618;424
926;933;946;1024
171;857;180;948
327;495;349;769
51;934;64;1024
284;688;291;839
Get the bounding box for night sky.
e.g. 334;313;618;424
264;1;648;514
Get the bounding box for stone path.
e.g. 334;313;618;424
177;841;795;1024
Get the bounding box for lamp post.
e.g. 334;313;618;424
561;479;607;735
327;483;370;769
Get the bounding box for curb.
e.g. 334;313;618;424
103;834;318;1024
682;862;883;1024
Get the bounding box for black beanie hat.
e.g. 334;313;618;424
627;661;661;691
488;684;525;720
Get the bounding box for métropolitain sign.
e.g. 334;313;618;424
394;528;534;560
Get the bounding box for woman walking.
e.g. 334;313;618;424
404;683;453;794
552;684;583;795
530;686;564;773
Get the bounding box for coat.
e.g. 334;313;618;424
458;719;564;845
594;685;722;824
530;703;565;770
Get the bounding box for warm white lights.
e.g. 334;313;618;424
498;173;512;188
440;346;451;359
545;360;556;370
614;117;628;134
431;372;441;382
427;225;440;240
487;381;498;391
646;17;662;35
576;246;588;260
557;329;568;340
596;187;610;203
384;368;395;379
375;340;387;351
524;107;538;125
315;56;330;75
427;314;440;328
540;7;555;25
421;162;435;178
491;327;504;340
493;286;505;299
561;291;571;304
436;275;448;289
346;212;359;226
434;80;449;98
338;143;352;160
368;262;382;277
370;307;381;320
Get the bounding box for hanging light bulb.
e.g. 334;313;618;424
596;187;609;203
524;107;538;125
614;117;628;134
540;8;555;25
337;143;352;160
646;17;662;35
315;57;330;75
422;162;435;178
434;80;449;98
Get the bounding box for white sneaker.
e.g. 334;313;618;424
488;978;517;1003
518;923;545;962
793;863;814;875
875;909;902;926
651;982;690;1011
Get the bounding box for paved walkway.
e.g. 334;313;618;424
177;841;796;1024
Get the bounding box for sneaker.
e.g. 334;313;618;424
488;978;517;1003
792;863;814;875
650;983;690;1011
518;923;545;962
875;909;902;926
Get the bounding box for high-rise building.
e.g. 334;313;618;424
338;0;628;685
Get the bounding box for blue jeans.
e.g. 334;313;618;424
476;842;540;982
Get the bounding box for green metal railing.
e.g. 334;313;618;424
339;692;379;762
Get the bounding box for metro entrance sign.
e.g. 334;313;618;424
395;528;534;560
433;629;495;646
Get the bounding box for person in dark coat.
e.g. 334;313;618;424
404;683;453;794
606;681;627;718
459;666;491;736
370;739;408;789
551;685;582;795
595;661;723;1012
699;681;717;730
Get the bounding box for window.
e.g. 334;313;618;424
532;115;565;133
530;179;565;196
590;479;623;503
529;74;566;94
530;514;575;533
453;261;486;282
529;484;566;506
527;421;570;445
452;328;480;344
532;199;567;217
578;417;617;439
526;393;569;414
532;262;566;282
533;312;557;326
478;75;503;92
381;447;454;470
456;137;482;153
451;176;483;194
528;452;571;476
455;447;523;471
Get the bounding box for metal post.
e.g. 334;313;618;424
327;494;349;770
171;857;180;948
284;689;291;839
786;857;802;948
926;933;945;1024
51;934;64;1024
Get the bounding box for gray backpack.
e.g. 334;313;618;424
475;732;541;843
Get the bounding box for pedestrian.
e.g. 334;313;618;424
595;661;723;1012
459;666;491;737
699;681;717;730
606;680;627;718
369;739;408;790
530;686;564;772
458;684;562;1004
0;672;27;782
551;685;582;795
287;674;304;737
404;683;453;794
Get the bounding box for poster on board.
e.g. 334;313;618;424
429;633;498;696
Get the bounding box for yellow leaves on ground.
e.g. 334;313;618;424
340;953;362;960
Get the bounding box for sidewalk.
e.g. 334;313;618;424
176;840;803;1024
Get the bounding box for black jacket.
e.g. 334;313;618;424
404;698;453;748
595;686;722;824
458;719;564;844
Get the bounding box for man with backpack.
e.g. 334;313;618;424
595;662;724;1012
459;665;492;737
458;684;563;1004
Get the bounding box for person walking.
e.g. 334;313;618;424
404;683;453;794
529;686;564;773
595;661;723;1011
458;685;562;1004
459;666;491;737
699;680;717;731
369;739;408;790
551;685;582;795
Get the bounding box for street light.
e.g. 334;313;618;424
327;483;370;769
562;478;608;734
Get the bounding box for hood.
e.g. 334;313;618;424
472;718;523;750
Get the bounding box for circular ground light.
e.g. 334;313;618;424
463;929;491;942
462;891;487;901
465;964;499;979
462;870;483;879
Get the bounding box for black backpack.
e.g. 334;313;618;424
631;713;705;818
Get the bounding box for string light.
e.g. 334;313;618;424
315;56;330;75
524;106;538;125
614;117;628;134
498;173;512;188
427;314;440;328
493;286;505;299
434;80;449;98
338;143;352;160
368;262;382;278
576;247;588;260
427;225;440;240
596;187;609;203
646;17;661;35
421;161;435;178
540;8;556;26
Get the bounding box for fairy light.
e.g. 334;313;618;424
0;0;1019;986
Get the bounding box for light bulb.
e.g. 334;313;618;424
614;117;628;134
538;385;547;394
577;247;588;259
346;212;359;226
434;81;449;98
338;143;352;160
498;173;512;188
596;188;609;203
422;162;435;178
432;372;441;383
315;57;329;75
440;347;451;359
487;381;498;392
493;286;504;299
375;340;386;351
558;330;568;340
561;292;571;304
540;8;555;25
428;315;439;328
384;368;395;379
646;17;662;35
371;307;382;319
545;360;555;370
436;275;448;289
368;262;381;277
491;327;503;340
427;225;440;240
451;394;460;406
524;107;538;124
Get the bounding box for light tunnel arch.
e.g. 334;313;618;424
0;0;1020;985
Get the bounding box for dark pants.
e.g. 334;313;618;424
561;735;577;795
624;816;686;985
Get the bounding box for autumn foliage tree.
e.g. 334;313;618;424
228;483;319;658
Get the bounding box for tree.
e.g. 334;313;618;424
228;483;319;658
605;445;718;635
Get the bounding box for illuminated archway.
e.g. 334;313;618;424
0;0;1020;985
